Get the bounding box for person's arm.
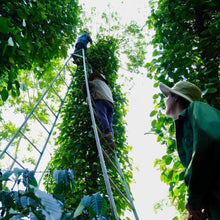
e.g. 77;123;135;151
81;81;94;95
88;35;93;44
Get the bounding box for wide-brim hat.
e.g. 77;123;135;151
89;73;109;84
159;81;202;102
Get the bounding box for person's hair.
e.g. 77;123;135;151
170;93;190;109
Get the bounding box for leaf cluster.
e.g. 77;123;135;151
147;0;220;218
1;168;113;220
0;168;62;220
74;193;113;219
0;0;81;102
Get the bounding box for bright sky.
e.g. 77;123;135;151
79;0;179;219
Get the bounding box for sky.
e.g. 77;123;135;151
79;0;180;219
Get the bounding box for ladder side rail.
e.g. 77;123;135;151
34;66;76;173
82;49;119;220
114;153;139;220
0;56;73;160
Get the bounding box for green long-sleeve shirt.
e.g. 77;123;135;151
175;101;220;210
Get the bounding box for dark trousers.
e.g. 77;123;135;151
74;42;86;53
95;100;114;137
72;43;86;64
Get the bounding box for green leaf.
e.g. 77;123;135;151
91;192;103;215
13;168;24;178
53;170;74;195
0;17;9;33
150;110;157;117
165;156;172;165
8;37;14;46
34;187;62;219
1;170;13;181
208;88;217;94
179;171;185;181
22;171;38;187
81;195;91;207
1;87;9;101
73;202;85;218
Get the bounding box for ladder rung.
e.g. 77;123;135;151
72;53;83;58
32;113;50;134
66;63;73;75
42;99;57;117
102;148;122;177
59;73;69;87
5;152;25;169
19;131;41;154
51;86;62;101
109;177;132;209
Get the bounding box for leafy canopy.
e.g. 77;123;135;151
147;0;220;218
0;0;81;102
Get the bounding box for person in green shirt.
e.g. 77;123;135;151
159;81;220;220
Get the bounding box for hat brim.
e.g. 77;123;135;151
89;73;109;84
159;83;193;102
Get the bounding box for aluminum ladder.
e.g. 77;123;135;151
73;49;139;220
0;56;75;182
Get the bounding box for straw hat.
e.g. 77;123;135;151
159;81;202;102
89;73;109;84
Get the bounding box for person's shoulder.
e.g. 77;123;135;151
189;101;220;116
190;101;216;110
91;79;103;86
189;101;205;109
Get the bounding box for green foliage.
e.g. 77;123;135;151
53;169;75;196
0;0;81;102
83;6;148;75
74;193;109;219
147;0;220;218
0;168;63;219
44;36;133;218
0;59;70;171
122;21;148;73
87;36;120;75
0;168;112;219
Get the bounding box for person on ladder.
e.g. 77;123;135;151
82;71;115;153
72;30;93;64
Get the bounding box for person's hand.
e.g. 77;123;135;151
185;203;206;220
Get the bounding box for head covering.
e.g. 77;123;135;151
159;81;202;102
89;73;109;84
84;29;90;35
